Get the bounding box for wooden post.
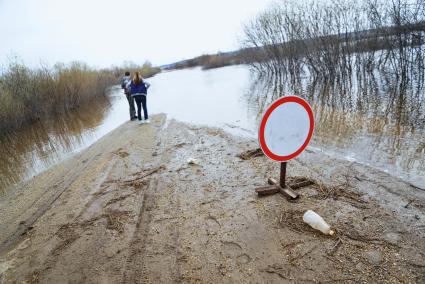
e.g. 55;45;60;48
280;162;287;188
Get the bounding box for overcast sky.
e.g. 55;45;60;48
0;0;273;68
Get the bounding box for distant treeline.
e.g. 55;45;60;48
110;61;161;79
0;60;160;133
161;51;246;70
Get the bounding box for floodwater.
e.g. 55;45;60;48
0;90;129;192
0;65;424;192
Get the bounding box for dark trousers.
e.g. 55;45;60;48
126;93;136;119
134;95;148;120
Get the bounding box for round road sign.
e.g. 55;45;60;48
258;96;314;161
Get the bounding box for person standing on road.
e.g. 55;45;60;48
129;71;151;124
121;71;137;120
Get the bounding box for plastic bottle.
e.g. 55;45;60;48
303;210;335;235
187;158;199;165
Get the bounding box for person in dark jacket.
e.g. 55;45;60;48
121;71;136;120
129;71;151;124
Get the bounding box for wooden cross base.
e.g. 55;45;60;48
255;177;314;200
255;162;313;200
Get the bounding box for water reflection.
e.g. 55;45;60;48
0;88;129;193
245;62;425;188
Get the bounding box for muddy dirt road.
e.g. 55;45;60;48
1;115;424;283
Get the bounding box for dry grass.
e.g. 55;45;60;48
0;60;160;133
0;60;114;132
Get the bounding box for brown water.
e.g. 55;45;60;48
0;87;130;192
0;66;423;193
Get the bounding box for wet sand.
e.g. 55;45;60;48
0;114;424;283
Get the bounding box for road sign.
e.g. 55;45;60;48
255;96;315;199
259;96;314;162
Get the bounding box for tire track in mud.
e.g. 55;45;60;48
24;143;162;282
122;125;164;283
122;178;157;284
19;155;120;282
158;121;184;283
75;157;118;219
0;151;107;255
122;123;167;284
171;186;183;283
28;129;165;283
122;120;185;283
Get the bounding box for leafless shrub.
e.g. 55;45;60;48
242;0;425;82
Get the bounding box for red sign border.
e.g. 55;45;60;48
258;96;314;162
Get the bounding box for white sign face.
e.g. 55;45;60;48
264;102;310;157
259;96;314;161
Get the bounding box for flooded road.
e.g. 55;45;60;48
0;65;423;192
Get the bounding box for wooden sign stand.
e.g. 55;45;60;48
255;163;314;200
256;96;315;201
